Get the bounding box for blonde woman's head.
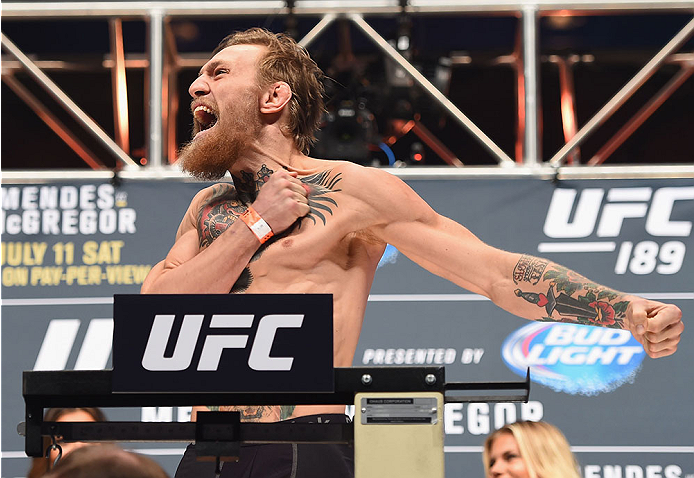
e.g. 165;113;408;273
483;421;581;478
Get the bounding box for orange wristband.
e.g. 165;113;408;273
240;206;274;244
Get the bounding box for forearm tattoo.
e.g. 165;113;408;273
513;255;630;329
195;165;342;293
512;255;548;285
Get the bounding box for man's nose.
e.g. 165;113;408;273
189;75;210;97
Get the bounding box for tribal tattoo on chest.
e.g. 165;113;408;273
299;170;343;226
196;164;342;292
512;255;630;328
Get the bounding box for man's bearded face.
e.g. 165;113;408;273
179;94;260;180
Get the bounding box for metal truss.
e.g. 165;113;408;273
2;1;694;178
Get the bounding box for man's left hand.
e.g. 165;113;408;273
626;299;684;358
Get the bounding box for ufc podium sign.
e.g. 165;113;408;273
112;294;333;393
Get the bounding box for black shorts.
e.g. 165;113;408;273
174;414;353;478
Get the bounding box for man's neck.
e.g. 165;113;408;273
228;142;307;203
230;163;275;203
228;123;318;197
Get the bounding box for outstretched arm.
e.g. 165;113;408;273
506;255;682;358
361;168;683;358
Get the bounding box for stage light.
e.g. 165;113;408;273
410;142;425;163
312;99;377;165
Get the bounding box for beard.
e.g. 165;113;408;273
179;98;259;180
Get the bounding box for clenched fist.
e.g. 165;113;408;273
625;298;684;358
251;169;310;234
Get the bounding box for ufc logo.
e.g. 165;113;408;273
141;314;304;372
544;187;694;239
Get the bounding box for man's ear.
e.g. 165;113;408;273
259;82;292;114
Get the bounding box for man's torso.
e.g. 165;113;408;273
188;161;386;421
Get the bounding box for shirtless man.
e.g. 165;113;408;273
141;28;684;478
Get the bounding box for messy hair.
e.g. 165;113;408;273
214;28;325;154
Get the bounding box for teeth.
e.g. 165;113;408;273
193;105;218;133
194;105;215;115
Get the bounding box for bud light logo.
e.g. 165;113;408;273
502;322;645;395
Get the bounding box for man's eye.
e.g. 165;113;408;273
214;68;228;77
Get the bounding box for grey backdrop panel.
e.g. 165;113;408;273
2;177;692;478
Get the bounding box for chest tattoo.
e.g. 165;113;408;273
300;170;343;226
196;166;343;293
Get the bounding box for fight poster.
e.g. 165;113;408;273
2;176;692;477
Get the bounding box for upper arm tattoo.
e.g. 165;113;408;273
197;183;244;249
513;255;630;328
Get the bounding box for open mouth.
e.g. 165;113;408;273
193;105;218;136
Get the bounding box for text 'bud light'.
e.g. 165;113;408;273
501;322;645;395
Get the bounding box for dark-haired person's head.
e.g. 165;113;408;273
27;408;108;478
